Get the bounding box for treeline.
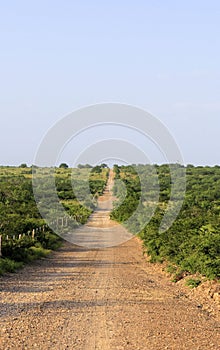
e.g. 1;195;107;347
0;165;109;274
111;164;220;280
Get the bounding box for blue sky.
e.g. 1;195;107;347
0;1;220;166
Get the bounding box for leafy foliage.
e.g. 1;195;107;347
111;164;220;280
0;165;109;272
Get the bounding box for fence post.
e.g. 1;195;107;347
65;217;68;226
32;229;35;239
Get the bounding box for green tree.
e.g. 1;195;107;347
59;163;69;169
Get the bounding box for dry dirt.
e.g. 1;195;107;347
0;171;220;349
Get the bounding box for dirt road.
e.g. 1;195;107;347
0;171;220;349
63;169;132;248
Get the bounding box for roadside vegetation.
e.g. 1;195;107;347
0;164;109;274
111;164;220;281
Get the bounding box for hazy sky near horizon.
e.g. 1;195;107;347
0;1;220;166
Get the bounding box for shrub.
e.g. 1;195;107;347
28;246;51;260
186;278;201;288
0;258;23;274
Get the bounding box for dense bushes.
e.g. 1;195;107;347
112;164;220;280
110;166;141;223
0;166;109;237
0;165;109;274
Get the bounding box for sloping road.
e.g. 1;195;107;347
0;171;220;349
62;169;132;248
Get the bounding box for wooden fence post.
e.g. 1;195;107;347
65;217;68;226
56;218;59;227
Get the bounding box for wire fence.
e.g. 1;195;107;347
0;216;72;258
